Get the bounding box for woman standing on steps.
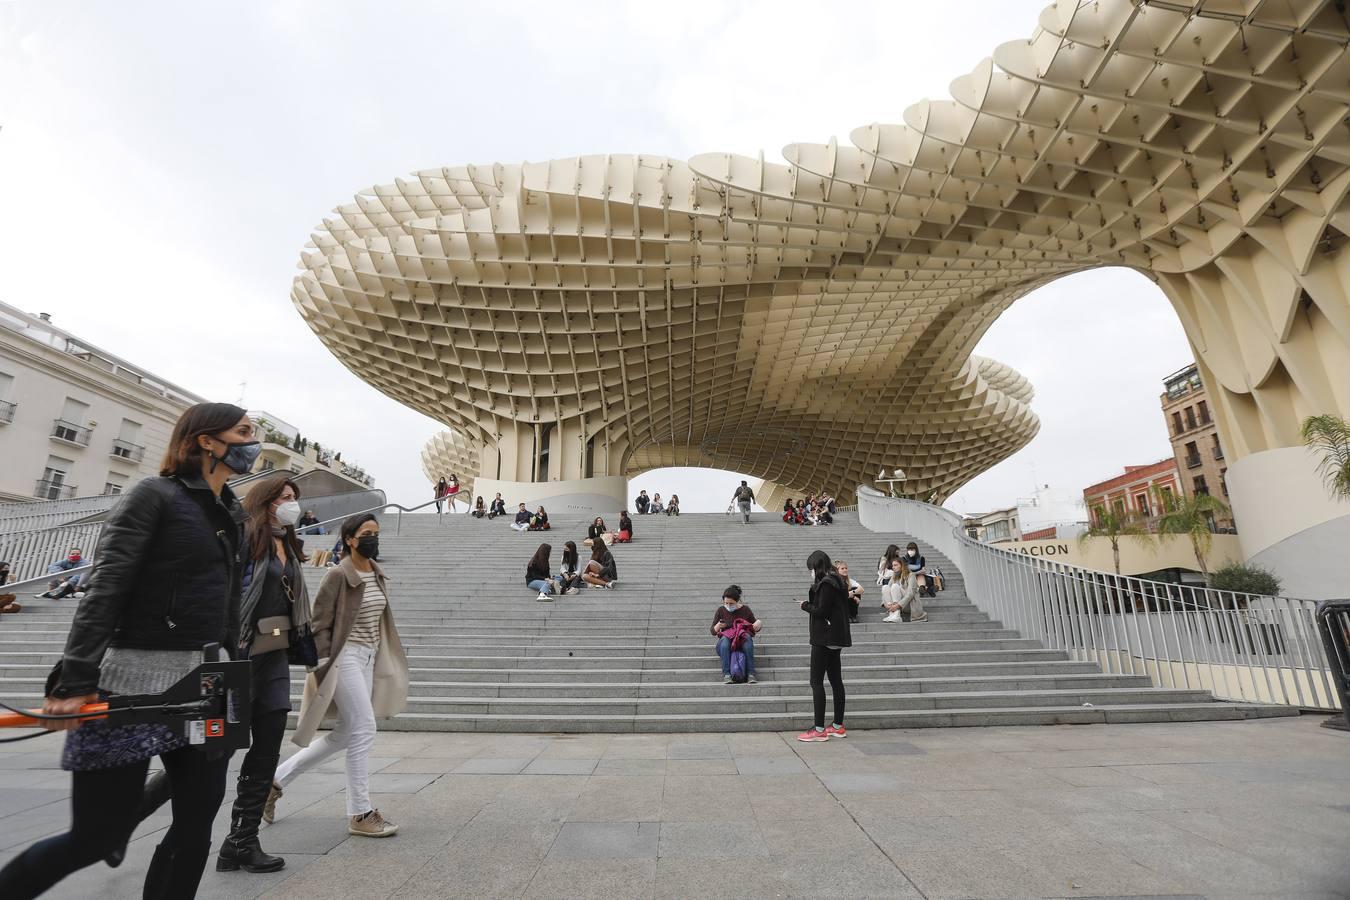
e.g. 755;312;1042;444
797;549;851;742
265;513;409;838
0;402;253;900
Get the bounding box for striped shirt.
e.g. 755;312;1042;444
348;570;387;649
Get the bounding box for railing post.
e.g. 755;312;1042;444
1315;600;1350;730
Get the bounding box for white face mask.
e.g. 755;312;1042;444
724;603;737;612
274;500;302;527
907;549;918;557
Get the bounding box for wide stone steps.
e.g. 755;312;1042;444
0;510;1294;731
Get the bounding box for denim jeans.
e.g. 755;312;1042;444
527;578;555;594
716;636;755;675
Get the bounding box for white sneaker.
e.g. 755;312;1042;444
565;587;579;595
883;612;901;623
536;592;553;602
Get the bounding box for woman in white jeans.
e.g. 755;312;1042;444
265;513;408;837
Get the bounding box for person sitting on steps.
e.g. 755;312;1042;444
0;561;18;614
528;505;550;531
835;560;863;624
665;494;680;516
36;548;86;599
526;543;559;601
648;493;664;515
711;585;760;684
487;494;507;519
584;516;611;547
904;542;935;598
882;560;926;623
581;537;618;589
557;542;583;594
614;511;633;543
635;490;650;514
510;503;531;532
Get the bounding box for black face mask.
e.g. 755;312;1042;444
210;439;262;475
355;535;380;560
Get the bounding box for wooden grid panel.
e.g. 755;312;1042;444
292;0;1350;502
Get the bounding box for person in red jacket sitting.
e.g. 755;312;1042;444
711;585;761;684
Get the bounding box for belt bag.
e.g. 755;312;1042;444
252;615;291;654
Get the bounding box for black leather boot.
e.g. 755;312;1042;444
106;769;173;868
216;774;285;873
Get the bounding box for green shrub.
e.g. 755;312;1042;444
1209;562;1282;597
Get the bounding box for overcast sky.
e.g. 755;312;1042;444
0;1;1193;520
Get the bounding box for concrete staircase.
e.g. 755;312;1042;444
0;511;1295;732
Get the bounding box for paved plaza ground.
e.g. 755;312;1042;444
0;716;1346;899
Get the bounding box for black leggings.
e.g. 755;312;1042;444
0;745;229;900
810;645;845;729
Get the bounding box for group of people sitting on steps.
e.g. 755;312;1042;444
633;490;678;515
781;492;837;526
876;541;938;623
525;538;619;599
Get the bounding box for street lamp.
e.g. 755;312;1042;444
876;467;907;498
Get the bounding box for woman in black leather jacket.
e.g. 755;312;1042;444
0;402;256;900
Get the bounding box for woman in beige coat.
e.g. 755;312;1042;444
265;513;408;837
881;560;927;623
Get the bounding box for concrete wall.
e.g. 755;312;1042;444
469;475;630;516
1227;445;1350;600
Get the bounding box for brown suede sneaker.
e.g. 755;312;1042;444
349;808;398;837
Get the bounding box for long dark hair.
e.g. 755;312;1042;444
159;402;247;478
242;474;303;563
881;543;900;567
528;543;552;573
562;541;578;571
590;536;608;560
807;549;834;581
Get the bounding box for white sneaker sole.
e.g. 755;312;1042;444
348;825;399;837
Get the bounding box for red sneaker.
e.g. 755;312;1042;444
824;724;847;739
796;728;829;743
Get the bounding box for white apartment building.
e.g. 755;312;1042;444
0;302;204;503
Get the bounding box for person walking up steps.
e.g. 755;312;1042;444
797;549;851;742
732;480;755;524
267;513;409;839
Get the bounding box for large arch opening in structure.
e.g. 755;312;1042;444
297;0;1350;592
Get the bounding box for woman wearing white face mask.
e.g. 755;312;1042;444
711;585;761;684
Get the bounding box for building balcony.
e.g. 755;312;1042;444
1185;454;1203;469
34;478;77;500
110;439;146;463
51;418;92;447
0;399;15;424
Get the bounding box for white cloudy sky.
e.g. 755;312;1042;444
0;0;1192;520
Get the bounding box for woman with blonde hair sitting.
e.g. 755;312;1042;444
881;558;927;623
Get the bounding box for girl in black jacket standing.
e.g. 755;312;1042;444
0;402;255;900
797;549;851;742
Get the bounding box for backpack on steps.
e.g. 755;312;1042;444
729;649;749;683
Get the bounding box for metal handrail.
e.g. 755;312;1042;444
857;486;1338;711
303;497;445;537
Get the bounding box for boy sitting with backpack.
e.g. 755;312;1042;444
711;585;762;684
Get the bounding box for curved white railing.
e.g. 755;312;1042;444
857;486;1339;711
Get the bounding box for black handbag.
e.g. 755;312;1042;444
281;573;319;667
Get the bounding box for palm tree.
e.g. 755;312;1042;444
1079;506;1152;575
1301;414;1350;501
1155;490;1230;577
